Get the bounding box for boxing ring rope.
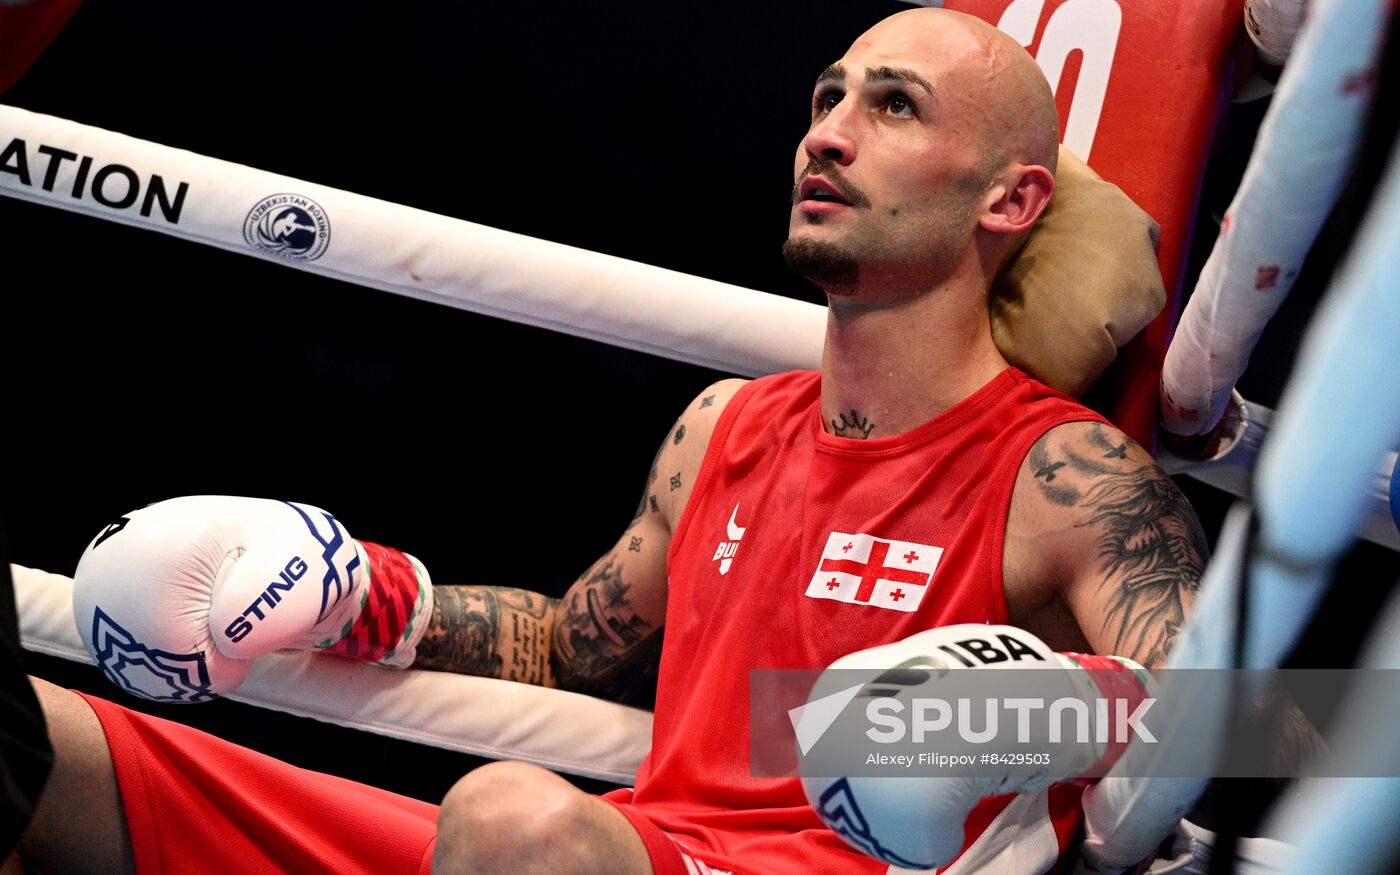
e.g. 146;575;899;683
1154;0;1400;559
11;563;653;784
1265;591;1400;875
1159;401;1400;553
0;103;826;378
1160;0;1372;441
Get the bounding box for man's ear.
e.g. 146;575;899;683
978;164;1055;236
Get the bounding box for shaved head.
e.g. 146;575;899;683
859;8;1058;178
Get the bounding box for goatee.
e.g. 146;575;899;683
782;237;859;297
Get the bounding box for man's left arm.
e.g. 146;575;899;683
1008;420;1209;670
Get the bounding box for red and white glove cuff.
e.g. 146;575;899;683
319;540;433;668
1057;652;1153;776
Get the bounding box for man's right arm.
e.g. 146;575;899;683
412;512;668;704
412;379;747;705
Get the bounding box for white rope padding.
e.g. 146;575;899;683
1264;587;1400;875
1159;0;1382;436
13;564;652;784
1159;397;1400;552
0;104;825;378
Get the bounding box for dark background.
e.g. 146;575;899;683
4;0;1399;832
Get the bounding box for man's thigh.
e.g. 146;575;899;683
22;679;437;875
21;678;134;875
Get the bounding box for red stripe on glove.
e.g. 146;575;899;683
1066;653;1151;777
324;540;418;664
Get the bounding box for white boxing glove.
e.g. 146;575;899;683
73;496;433;703
799;624;1150;871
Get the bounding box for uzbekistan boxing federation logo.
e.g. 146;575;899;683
243;193;331;261
711;502;746;575
805;532;942;612
89;606;217;703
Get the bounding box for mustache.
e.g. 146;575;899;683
791;159;871;208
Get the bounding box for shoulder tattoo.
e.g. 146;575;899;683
1030;425;1210;667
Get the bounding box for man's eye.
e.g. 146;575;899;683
887;94;914;116
814;90;843;113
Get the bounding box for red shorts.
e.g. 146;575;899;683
79;692;439;875
79;693;738;875
602;793;738;875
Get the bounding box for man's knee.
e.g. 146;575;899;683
438;762;581;858
436;761;632;875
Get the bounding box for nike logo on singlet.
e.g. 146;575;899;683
711;502;746;575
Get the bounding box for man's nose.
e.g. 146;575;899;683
802;103;857;166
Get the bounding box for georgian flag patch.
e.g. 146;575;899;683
804;532;943;612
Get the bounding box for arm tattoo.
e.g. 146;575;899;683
832;408;876;439
1079;465;1209;668
1030;428;1210;667
1029;440;1079;506
635;436;667;524
1086;423;1129;459
551;555;662;705
415;586;556;685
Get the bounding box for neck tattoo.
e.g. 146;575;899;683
831;408;876;439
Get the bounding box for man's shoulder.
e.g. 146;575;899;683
693;370;821;430
1004;419;1157;586
1006;368;1101;418
1007;417;1203;588
664;379;750;478
681;378;751;426
1017;419;1154;511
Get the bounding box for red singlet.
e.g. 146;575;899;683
604;367;1106;874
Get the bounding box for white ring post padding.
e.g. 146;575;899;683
1159;0;1384;436
1081;112;1400;873
13;564;652;785
1252;142;1400;601
1264;588;1400;875
0;104;826;378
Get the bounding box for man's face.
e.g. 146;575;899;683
784;17;994;298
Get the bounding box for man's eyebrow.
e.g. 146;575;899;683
866;65;936;99
813;63;937;104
